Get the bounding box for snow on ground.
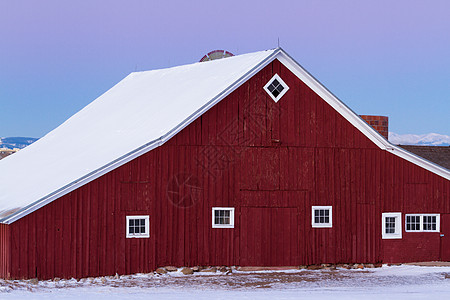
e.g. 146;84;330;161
2;265;450;299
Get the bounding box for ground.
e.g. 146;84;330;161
2;265;450;299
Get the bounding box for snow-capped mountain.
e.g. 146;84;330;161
1;133;449;149
389;132;450;146
0;137;38;149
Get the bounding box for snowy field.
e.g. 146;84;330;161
2;265;450;299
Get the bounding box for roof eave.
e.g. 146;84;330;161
276;48;450;181
0;48;282;224
2;47;449;224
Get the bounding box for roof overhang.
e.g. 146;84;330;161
1;48;449;224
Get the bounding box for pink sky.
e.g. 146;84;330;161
1;0;449;137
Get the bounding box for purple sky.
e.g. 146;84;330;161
1;0;449;137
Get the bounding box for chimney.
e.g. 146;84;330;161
359;115;389;139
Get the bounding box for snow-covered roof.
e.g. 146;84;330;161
0;48;449;224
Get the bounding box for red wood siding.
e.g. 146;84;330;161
0;224;10;278
381;151;450;263
240;207;300;266
5;59;450;279
440;214;450;261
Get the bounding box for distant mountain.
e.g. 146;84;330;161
1;133;449;150
389;132;450;146
0;137;38;149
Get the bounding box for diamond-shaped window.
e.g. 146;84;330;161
263;74;289;102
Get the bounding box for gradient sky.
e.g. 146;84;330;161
1;0;449;138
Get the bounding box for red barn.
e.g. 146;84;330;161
0;48;449;279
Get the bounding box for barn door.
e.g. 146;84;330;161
240;207;299;266
440;214;450;261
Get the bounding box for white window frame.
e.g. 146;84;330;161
126;215;150;238
212;207;235;228
382;212;402;239
405;214;440;232
311;206;332;228
263;73;290;102
405;214;421;232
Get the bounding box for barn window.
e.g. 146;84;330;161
406;215;421;231
126;215;150;238
263;74;289;102
423;215;439;231
311;206;332;228
405;214;440;232
382;213;402;239
212;207;235;228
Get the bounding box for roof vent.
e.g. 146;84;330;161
199;50;234;62
263;74;289;102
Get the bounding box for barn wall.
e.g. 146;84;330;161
9;164;157;279
7;59;450;279
381;151;450;263
0;223;10;278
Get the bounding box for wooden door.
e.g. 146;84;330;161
240;207;299;266
441;214;450;261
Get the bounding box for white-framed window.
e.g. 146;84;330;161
405;214;440;232
405;215;421;231
263;74;289;102
312;206;332;228
212;207;235;228
126;215;150;238
382;212;402;239
423;214;440;231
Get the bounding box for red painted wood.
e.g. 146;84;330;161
440;214;450;261
0;224;10;278
3;59;450;279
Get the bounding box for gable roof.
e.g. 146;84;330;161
0;48;449;224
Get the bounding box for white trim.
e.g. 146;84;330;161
405;214;421;232
263;73;290;102
385;146;450;180
0;50;281;224
276;50;450;181
212;207;235;228
405;213;440;232
276;52;388;150
311;206;333;228
382;212;402;239
126;215;150;238
422;213;440;232
2;47;449;224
